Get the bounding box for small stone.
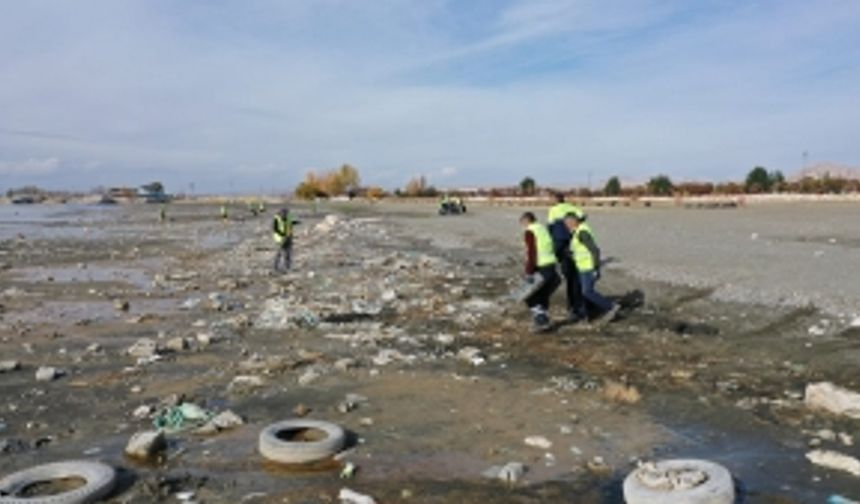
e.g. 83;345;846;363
298;368;322;386
114;299;130;312
165;337;189;352
524;436;553;450
806;449;860;476
229;375;265;391
196;332;217;347
0;360;21;373
334;358;358;372
604;381;642;404
127;338;161;358
35;366;64;382
338;488;376;504
482;462;526;483
196;410;244;434
85;343;102;354
125;430;166;460
293;404;311;417
133;405;154;419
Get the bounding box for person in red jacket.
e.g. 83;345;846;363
520;212;561;332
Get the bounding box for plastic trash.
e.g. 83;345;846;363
510;272;546;302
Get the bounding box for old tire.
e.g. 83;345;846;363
258;419;346;464
623;459;734;504
0;460;116;504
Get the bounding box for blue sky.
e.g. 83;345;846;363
1;0;858;193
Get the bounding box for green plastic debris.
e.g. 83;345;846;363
153;403;213;432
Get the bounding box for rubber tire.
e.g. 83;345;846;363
623;459;734;504
258;419;346;464
0;460;116;504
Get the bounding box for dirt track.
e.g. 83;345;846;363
0;201;859;503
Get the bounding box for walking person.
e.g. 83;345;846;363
520;212;561;332
273;208;295;273
563;212;620;323
547;193;587;322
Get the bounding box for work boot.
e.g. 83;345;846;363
531;313;552;333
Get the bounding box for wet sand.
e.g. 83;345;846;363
0;201;859;503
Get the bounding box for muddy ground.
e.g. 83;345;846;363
0;201;858;503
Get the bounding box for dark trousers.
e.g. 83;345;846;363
556;246;586;318
579;270;613;312
274;238;293;272
525;265;561;312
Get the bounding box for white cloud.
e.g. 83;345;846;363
0;1;857;191
0;157;60;175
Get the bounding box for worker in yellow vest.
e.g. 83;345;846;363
547;193;587;321
520;212;561;332
564;212;619;323
273;208;295;273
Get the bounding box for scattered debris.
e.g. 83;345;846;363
805;382;860;419
482;462;526;483
524;436;552;450
338;488;377;504
35;366;65;382
807;450;860;477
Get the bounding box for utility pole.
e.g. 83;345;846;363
802;151;809;171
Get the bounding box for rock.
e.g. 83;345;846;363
0;360;21;373
293;403;311;417
334;358;358;372
604;381;642;404
180;297;201;310
125;430;167;460
196;332;217;347
35;366;64;382
805;382;860;419
338;488;376;504
806;449;860;476
196;410;244;434
85;343;102;354
524;436;552;450
229;375;265;391
165;337;189;352
127;338;162;358
482;462;526;483
457;346;486;366
338;394;369;413
298;368;322;386
380;289;397;302
850;317;860;328
114;299;130;312
133;405;155;419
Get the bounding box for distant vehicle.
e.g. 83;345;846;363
438;200;467;216
98;195;118;205
11;195;36;204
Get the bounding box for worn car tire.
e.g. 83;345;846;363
0;460;116;504
258;419;346;464
623;459;734;504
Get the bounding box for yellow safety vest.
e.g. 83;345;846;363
571;222;596;272
528;222;557;267
273;215;292;243
547;202;583;223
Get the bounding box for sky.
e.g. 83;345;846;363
1;0;859;193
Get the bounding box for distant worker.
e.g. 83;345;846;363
273;208;296;273
248;200;258;217
563;212;619;323
159;204;167;223
547;193;586;322
439;194;450;212
520;212;561;332
258;200;266;213
220;204;228;221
